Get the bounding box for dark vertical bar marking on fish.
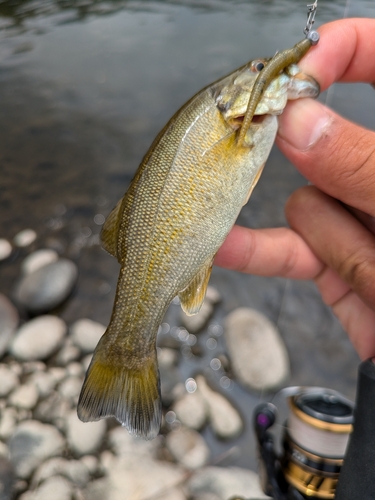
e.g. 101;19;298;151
237;38;313;147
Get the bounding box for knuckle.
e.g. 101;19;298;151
337;249;375;299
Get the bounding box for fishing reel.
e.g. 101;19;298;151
253;359;375;500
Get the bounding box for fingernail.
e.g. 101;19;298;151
278;99;332;151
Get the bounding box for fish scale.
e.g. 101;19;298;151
77;58;319;439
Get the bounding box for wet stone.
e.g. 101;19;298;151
8;383;39;410
0;408;17;440
10;316;66;361
197;375;243;439
33;457;90;489
0;238;12;261
173;390;207;430
21;249;59;275
0;294;19;359
0;364;19;397
14;258;78;314
70;318;105;354
187;466;270;500
166;426;210;469
13;229;37;248
28;371;56;399
224;308;290;391
66;411;106;456
9;420;65;479
58;376;82;401
55;339;81;366
22;475;73;500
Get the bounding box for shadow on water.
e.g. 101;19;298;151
1;0;374;477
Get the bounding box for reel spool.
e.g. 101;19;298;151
282;389;354;499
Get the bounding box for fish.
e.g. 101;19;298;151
77;56;319;440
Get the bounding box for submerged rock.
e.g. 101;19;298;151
173;390;207;430
70;318;105;354
0;238;12;261
13;229;37;248
224;308;290;391
10;316;66;361
9;420;65;479
66;411;106;456
197;376;243;439
166;426;210;469
14;258;78;313
21;249;59;275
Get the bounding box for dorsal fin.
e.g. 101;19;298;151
178;259;213;316
100;199;122;259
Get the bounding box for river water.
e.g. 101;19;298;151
1;0;375;473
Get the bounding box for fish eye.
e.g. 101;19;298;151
255;61;265;72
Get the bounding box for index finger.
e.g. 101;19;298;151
299;18;375;90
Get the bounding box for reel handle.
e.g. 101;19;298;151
335;359;375;499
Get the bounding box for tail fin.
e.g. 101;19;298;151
77;348;161;440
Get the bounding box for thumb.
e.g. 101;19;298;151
276;98;375;217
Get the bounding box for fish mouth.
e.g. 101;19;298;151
228;113;268;130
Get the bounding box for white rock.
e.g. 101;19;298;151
13;229;37;247
28;475;73;500
80;455;98;475
33;457;90;489
22;361;46;374
48;367;66;384
0;364;19;397
9;420;65;478
173;391;207;430
86;455;186;500
181;301;214;333
0;441;8;457
0;407;17;440
0;238;12;261
55;341;81;366
0;294;19;358
197;376;243;439
205;286;221;304
224;308;290;391
188;466;271;500
14;259;78;313
21;249;59;275
109;426;160;459
166;426;210;469
8;383;39;410
34;391;70;425
66;362;83;377
28;371;56;399
58;376;82;401
70;318;105;354
66;411;106;456
100;450;115;474
10;316;67;361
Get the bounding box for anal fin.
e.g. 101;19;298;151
179;259;213;316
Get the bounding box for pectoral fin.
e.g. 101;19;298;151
100;199;122;259
244;162;265;205
179;260;213;316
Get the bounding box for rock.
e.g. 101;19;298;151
70;318;105;354
0;408;17;440
205;286;221;304
181;301;214;334
58;376;82;401
108;426;160;459
0;442;9;458
0;294;19;359
48;367;66;384
84;455;186;500
187;466;271;500
21;249;59;275
14;259;78;313
0;238;12;261
0;455;15;500
55;340;80;366
8;420;65;478
80;455;98;475
166;426;210;469
33;458;90;489
26;476;73;500
173;391;207;430
13;229;37;248
0;364;19;397
66;411;106;456
28;371;56;399
34;392;71;425
66;362;83;377
197;376;243;439
22;361;46;374
224;308;290;391
10;316;66;361
8;383;39;410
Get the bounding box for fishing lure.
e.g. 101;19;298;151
237;1;320;147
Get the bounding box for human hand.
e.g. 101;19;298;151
215;18;375;359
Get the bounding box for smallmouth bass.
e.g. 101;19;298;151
77;57;319;439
